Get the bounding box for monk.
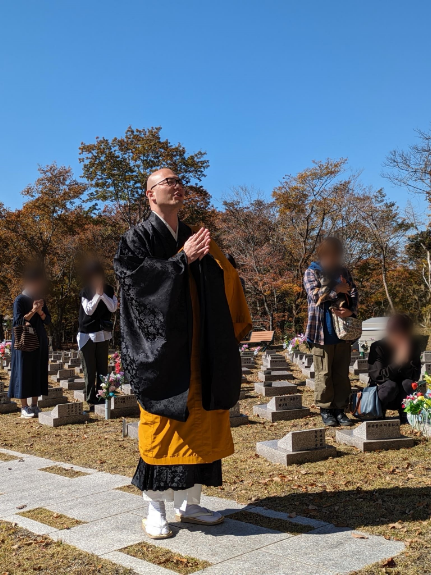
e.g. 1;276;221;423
114;168;251;539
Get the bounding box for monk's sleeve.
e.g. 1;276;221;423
207;241;252;342
113;231;192;422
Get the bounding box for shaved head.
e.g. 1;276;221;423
146;168;177;191
146;167;185;218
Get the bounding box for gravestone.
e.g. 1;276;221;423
302;363;315;378
254;381;297;397
258;369;294;383
241;356;255;367
349;358;368;375
360;317;388;348
421;351;431;363
256;427;336;465
48;362;63;375
38;402;89;427
302;354;313;368
60;377;85;390
262;357;289;371
336;419;414;452
127;421;139;439
0;384;19;413
306;378;315;390
122;383;132;395
253;394;310;422
94;394;139;418
56;368;76;382
359;373;369;384
421;362;431;377
73;389;85;402
36;387;68;408
229;402;249;427
240;351;255;357
294;353;305;365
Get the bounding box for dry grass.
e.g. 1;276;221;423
0;452;19;462
40;465;89;478
121;541;211;574
18;508;85;530
0;520;134;574
1;362;431;574
227;510;312;534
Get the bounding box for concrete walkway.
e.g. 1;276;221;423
0;448;404;575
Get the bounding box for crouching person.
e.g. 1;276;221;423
368;313;421;423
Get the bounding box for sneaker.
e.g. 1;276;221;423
144;501;173;539
334;409;353;426
175;504;224;525
320;408;338;427
21;406;35;419
31;405;41;416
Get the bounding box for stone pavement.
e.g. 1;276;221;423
0;448;404;575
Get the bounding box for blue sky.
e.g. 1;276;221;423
0;0;430;212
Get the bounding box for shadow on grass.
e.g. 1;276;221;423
251;486;431;530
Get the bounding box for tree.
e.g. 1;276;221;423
383;126;431;202
79;126;211;228
218;187;289;331
354;189;411;312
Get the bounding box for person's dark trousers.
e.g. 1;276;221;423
79;339;110;405
312;341;352;409
377;379;414;411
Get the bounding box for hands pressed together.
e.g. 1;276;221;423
183;227;211;264
31;300;45;315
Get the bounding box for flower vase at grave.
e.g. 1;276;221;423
105;398;111;420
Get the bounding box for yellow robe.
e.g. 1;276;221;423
138;239;252;465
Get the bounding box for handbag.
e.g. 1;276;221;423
13;320;39;352
350;386;383;420
331;311;362;341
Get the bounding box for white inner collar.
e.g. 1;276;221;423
153;211;178;242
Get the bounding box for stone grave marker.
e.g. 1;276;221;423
56;368;76;382
127;421;139;439
306;378;315;390
0;389;19;413
421;362;431;377
262;357;289;371
256;427;336;465
36;387;68;408
258;369;293;383
253;394;310;422
241;356;255;367
336;419;414;452
122;383;132;395
38;402;89;427
359;373;369;384
60;377;85;390
94;394;139;418
48;362;63;375
421;351;431;363
349;359;368;375
229;402;248;427
74;389;85;402
254;380;297;397
302;363;315;378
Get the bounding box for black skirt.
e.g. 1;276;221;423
132;458;223;492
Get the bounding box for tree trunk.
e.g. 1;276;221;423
381;255;395;312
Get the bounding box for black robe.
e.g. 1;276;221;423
113;212;242;422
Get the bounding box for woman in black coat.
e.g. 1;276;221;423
368;314;421;422
8;269;51;418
